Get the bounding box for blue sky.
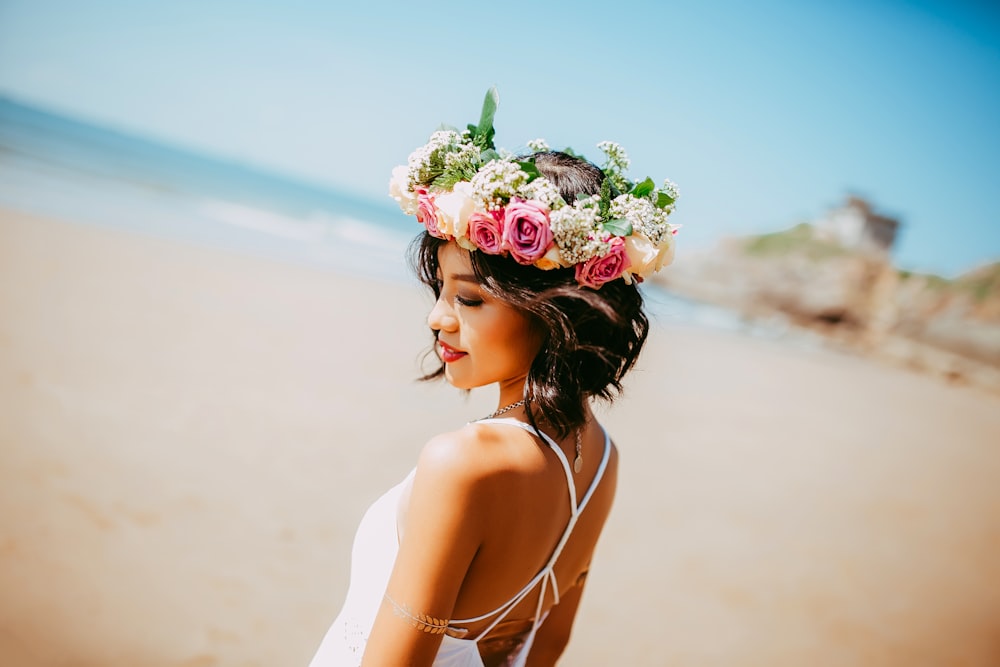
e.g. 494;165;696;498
1;0;998;276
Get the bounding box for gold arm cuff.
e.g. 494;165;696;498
385;593;450;635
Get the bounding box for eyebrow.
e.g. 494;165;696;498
449;273;480;284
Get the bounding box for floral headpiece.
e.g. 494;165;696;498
389;88;679;288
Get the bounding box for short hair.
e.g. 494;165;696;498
411;151;649;438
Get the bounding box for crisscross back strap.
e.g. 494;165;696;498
450;418;612;641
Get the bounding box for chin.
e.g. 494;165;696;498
444;368;484;391
443;368;467;389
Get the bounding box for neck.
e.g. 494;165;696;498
496;376;528;413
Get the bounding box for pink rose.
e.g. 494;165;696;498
502;199;554;265
575;236;632;289
416;187;446;239
468;210;505;254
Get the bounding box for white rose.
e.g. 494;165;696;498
534;245;564;270
654;229;677;270
389;165;418;215
435;182;476;239
623;233;659;279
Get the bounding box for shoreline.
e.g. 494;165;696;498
2;208;999;666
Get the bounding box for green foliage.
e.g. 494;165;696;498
897;269;952;293
516;160;541;183
598;177;613;219
603;218;633;237
631;177;655;198
467;87;499;151
922;274;951;290
897;263;1000;302
433;166;475;190
656;191;675;209
607;172;631;197
421;152;448;186
743;223;848;260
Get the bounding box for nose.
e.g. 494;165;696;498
427;294;459;333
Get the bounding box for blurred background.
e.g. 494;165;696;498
1;1;998;665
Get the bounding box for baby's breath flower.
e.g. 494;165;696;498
662;178;680;201
610;194;674;245
407;130;467;186
549;197;610;264
526;138;550;153
444;142;478;167
597;141;630;172
519;177;563;209
469;160;530;210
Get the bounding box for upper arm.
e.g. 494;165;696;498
362;433;490;666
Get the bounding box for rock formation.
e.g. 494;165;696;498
655;217;1000;392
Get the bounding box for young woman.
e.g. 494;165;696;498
309;90;679;666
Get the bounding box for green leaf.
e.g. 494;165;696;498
479;148;501;163
516;160;541;182
631;177;655;198
656;191;676;208
599;177;613;218
477;86;499;140
433;172;460;189
603;218;633;237
437;123;460;133
466;87;499;151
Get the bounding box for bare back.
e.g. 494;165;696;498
397;417;618;660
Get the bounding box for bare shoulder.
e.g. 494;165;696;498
412;423;515;501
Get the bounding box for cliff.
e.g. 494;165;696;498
656;223;1000;391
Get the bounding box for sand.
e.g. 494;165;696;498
1;208;998;667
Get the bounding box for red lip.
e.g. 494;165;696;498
438;340;468;363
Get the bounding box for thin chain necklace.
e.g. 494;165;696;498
483;399;526;420
574;429;584;474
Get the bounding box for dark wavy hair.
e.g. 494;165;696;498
411;151;649;438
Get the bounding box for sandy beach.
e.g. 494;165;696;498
1;208;998;667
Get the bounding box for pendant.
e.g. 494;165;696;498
573;455;583;473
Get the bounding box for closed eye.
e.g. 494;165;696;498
456;295;483;307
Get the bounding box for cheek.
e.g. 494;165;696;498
499;320;543;368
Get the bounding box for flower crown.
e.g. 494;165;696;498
389;88;679;288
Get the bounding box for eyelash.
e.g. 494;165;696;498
456;295;483;307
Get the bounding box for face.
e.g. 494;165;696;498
427;243;543;396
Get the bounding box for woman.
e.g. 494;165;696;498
309;90;679;666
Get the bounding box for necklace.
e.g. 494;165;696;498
484;399;526;420
574;429;583;474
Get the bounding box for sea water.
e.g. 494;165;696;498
0;96;746;331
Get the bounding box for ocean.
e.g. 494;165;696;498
0;96;748;331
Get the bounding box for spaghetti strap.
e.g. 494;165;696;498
449;417;612;641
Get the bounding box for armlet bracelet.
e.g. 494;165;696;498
384;593;451;636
